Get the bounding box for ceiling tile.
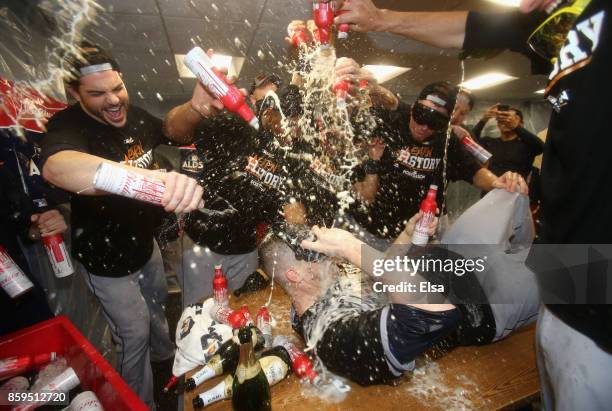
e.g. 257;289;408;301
83;14;171;52
157;0;265;22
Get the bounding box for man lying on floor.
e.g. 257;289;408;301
261;189;539;386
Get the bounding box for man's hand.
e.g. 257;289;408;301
451;125;470;139
334;0;385;33
301;226;358;258
481;103;500;122
31;210;68;237
285;20;310;46
156;171;204;213
496;110;521;130
189;49;240;118
402;211;438;239
492;171;528;195
368;137;385;160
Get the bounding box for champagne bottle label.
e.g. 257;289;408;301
198;376;232;407
192;364;218;386
235;360;262;384
259;356;289;385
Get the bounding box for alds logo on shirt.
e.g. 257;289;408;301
122;142;153;169
245;155;287;191
547;10;605;96
394;146;442;180
181;152;204;174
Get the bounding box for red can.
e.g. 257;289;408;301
0;352;56;380
42;234;74;278
0;245;34;298
412;185;438;246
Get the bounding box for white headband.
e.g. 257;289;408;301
79;63;113;76
426;94;447;107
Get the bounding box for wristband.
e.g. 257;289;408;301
363;159;381;175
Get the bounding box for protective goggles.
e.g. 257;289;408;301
527;0;591;62
412;103;450;132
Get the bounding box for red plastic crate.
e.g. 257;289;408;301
0;316;148;411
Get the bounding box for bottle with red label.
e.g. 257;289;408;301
332;80;350;109
213;264;229;307
184;47;259;129
240;305;255;327
0;352;56;380
412;185;438;246
459;135;493;164
42;234;74;278
313;1;334;46
211;305;247;329
93;162;166;205
290;28;309;49
0;245;34;299
256;306;272;348
272;336;319;383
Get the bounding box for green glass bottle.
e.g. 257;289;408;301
232;327;271;411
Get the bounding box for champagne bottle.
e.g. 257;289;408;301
192;349;291;409
233;269;270;297
232;327;271;411
185;327;265;391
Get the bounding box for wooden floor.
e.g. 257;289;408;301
184;285;539;410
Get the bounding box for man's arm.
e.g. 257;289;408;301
164;82;226;142
334;0;468;49
43;150;203;213
352;139;385;204
473;168;528;194
516;127;544;155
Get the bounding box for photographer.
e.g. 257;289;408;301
472;104;544;180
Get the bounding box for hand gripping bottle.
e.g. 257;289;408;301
93;162;165;205
336;9;349;39
313;1;334;46
290;28;309;49
213;264;229;307
272;336;319;383
411;185;438;246
184;47;259;129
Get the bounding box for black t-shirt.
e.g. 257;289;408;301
351;102;481;239
292;140;351;227
472;122;544;179
184;114;260;254
40;104;169;277
465;1;612;352
196;127;302;232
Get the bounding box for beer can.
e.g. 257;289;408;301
0;376;29;392
0;245;34;298
42;234;74;278
93;162;165;205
